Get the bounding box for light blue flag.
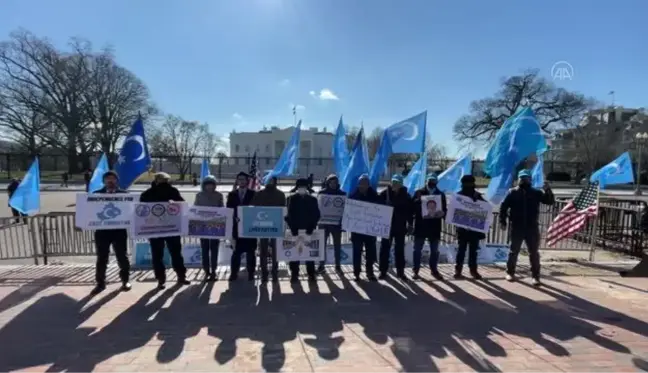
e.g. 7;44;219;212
486;167;514;205
403;152;427;196
9;157;40;215
386;111;427;154
89;153;109;193
361;126;370;168
484;107;548;177
200;158;210;180
263;120;302;183
437;154;472;193
115;117;151;190
590;151;634;189
369;131;393;189
531;156;544;189
333;116;350;177
341;129;370;195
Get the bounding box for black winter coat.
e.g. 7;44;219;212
379;186;413;236
412;188;447;240
285;194;321;235
93;187;130;239
499;185;554;237
226;188;256;239
139;183;184;203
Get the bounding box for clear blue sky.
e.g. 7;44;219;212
2;0;647;157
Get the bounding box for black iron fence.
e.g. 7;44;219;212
0;152;589;183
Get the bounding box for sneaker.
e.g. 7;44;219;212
378;273;388;280
228;274;238;282
397;273;407;281
290;276;299;284
308;275;317;282
177;278;191;285
157;282;166;290
354;274;361;281
531;278;541;287
432;272;443;281
208;273;217;282
367;274;378;282
471;272;483;281
91;283;106;295
121;282;132;292
453;273;464;280
335;265;343;273
505;274;515;282
317;265;326;274
412;273;421;280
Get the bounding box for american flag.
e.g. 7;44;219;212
546;182;599;246
248;151;261;191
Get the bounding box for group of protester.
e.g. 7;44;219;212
89;168;555;295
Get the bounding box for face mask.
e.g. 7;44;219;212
297;187;307;195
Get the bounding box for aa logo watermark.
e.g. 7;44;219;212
551;61;574;81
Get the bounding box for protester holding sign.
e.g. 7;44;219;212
378;174;413;280
91;170;132;294
226;172;257;281
454;175;485;280
348;174;380;281
412;174;447;280
139;172;189;289
285;178;321;282
499;169;555;286
317;174;346;272
251;176;286;282
193;175;224;282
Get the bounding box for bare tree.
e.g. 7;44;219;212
84;49;154;154
148;115;213;180
453;69;592;144
0;30;95;172
0;92;49;155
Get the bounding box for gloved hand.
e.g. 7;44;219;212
291;229;299;236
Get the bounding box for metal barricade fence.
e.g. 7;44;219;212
0;200;645;264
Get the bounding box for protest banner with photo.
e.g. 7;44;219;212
75;193;135;230
445;194;494;234
318;194;346;225
420;195;443;219
237;206;286;238
131;202;186;239
186;206;233;239
341;199;393;238
131;241;239;269
276;230;325;261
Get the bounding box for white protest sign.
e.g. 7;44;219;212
276;230;325;261
186;206;234;239
341;199;393;239
446;194;494;234
420;195;443;219
318;194;346;225
132;202;186;239
75;193;135;230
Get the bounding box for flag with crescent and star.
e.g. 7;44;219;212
115;117;152;189
589;151;634;189
386;111;427;154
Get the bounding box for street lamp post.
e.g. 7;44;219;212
634;132;648;195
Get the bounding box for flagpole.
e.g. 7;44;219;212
588;184;600;262
292;106;297;127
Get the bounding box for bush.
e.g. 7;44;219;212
547;172;571;182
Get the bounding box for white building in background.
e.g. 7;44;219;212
227;125;335;178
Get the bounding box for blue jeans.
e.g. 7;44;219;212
413;237;440;274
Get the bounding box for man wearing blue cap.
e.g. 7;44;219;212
348;174;380;281
499;169;554;286
412;173;447;280
378;174;414;280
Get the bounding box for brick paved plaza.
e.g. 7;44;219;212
1;263;648;372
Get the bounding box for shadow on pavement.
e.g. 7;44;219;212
0;268;646;372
